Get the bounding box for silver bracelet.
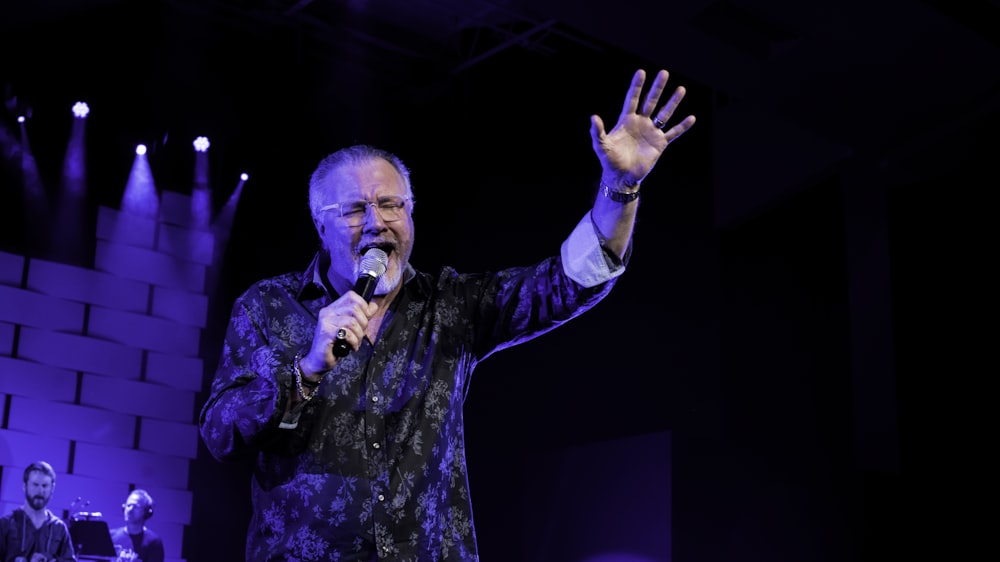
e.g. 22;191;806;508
602;181;640;203
293;354;313;402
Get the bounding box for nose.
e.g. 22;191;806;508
360;202;388;228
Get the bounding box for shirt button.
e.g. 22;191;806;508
372;442;380;449
371;395;379;402
378;494;385;501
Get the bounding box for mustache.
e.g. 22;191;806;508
358;240;397;257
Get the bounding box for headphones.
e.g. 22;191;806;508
123;489;155;520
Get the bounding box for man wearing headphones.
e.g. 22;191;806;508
109;490;163;562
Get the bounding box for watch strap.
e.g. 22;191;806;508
602;182;640;203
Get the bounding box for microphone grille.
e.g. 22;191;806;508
360;248;389;277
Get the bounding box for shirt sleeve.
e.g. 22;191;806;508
198;294;296;460
52;519;77;562
560;211;628;288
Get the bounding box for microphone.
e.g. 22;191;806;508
333;247;389;358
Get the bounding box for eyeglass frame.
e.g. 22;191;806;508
318;195;414;226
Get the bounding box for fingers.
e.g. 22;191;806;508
663;115;697;143
622;68;675;119
589;114;607;148
329;304;370;351
621;69;647;116
651;85;686;124
311;295;378;365
640;70;670;117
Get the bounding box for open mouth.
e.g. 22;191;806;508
361;243;395;259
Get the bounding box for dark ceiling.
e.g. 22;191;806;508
2;0;997;299
3;0;997;223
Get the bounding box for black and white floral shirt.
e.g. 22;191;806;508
199;213;626;561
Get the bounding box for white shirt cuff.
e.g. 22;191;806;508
560;212;625;288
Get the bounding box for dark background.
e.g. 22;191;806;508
2;0;996;560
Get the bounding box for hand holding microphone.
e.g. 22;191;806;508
332;248;388;358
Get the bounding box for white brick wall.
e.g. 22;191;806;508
0;251;24;286
17;327;144;378
0;284;86;332
158;223;215;266
139;419;199;459
0;322;13;354
88;306;201;356
96;206;157;249
6;396;135;447
139;484;194;524
0;357;78;403
154;522;187;559
160;191;199;228
0;191;220;562
73;442;189;489
146;352;203;392
80;375;195;424
0;428;73;475
26;257;150;313
95;240;206;293
151;286;209;328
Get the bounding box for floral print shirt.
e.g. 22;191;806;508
199;213;626;561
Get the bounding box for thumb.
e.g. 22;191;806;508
589;114;606;150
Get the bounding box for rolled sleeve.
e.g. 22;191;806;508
560;212;626;288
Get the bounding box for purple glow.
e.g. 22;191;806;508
193;150;210;191
17;115;25;123
211;176;246;242
240;173;248;181
121;153;159;218
72;102;90;118
191;187;212;228
136;144;147;155
193;136;210;152
62;114;88;185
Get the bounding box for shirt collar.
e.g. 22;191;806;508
296;251;421;301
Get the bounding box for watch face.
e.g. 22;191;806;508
604;184;640;202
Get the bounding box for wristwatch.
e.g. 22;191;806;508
602;182;640;203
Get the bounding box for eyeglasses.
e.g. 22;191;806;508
319;195;412;227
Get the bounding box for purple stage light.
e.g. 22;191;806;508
193;136;210;152
240;173;248;181
72;102;90;118
136;144;147;155
17;115;25;123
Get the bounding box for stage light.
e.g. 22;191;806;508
72;102;90;118
17;115;25;123
55;99;91;265
193;136;210;152
121;145;158;218
240;173;248;181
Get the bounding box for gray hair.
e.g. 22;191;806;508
308;144;414;224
